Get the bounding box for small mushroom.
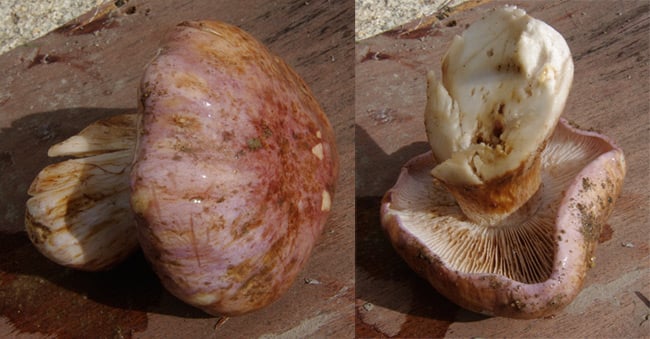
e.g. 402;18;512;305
381;6;626;318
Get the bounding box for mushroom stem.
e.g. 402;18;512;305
424;6;574;226
25;113;139;271
435;148;544;226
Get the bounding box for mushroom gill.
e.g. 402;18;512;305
382;119;625;318
386;120;616;285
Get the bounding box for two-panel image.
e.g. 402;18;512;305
0;0;646;337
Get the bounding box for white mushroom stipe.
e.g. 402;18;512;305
424;5;574;225
25;114;139;271
48;114;138;157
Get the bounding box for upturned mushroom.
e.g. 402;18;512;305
380;6;626;318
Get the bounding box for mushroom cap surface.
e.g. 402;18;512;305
130;21;338;316
381;119;625;318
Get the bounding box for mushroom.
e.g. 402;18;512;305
130;20;338;316
380;6;626;318
24;20;338;316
